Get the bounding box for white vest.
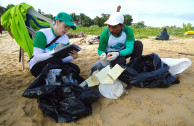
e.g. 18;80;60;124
40;28;70;53
106;31;126;52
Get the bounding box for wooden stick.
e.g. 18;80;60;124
116;5;121;12
21;48;25;70
159;49;194;56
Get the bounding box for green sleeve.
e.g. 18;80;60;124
34;31;47;50
98;27;109;56
120;25;135;56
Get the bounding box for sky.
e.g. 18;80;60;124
1;0;194;28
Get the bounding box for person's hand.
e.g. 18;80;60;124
69;50;78;59
100;53;107;60
107;52;119;61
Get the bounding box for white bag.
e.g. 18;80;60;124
161;58;192;75
99;80;124;99
46;69;62;85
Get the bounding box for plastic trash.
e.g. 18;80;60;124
119;53;180;88
161;58;192;75
46;69;62;85
22;63;100;123
99;80;124;99
90;60;110;75
156;28;170;40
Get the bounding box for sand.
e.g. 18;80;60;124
0;31;194;126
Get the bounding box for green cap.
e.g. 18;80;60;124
55;12;76;30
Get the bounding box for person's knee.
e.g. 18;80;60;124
134;40;143;48
110;56;126;67
134;40;143;53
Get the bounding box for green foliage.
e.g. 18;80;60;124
1;3;193;39
37;9;53;20
183;23;192;31
70;13;133;27
90;25;99;28
81;15;93;27
70;13;93;27
68;25;194;38
69;25;105;36
0;4;14;16
5;4;14;12
131;21;147;28
93;16;103;27
0;5;5;16
124;14;133;26
92;14;133;27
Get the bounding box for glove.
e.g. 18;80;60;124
107;52;119;61
100;53;107;60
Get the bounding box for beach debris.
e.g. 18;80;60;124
99;79;124;99
161;57;192;75
119;53;180;88
184;30;194;35
82;64;126;99
23;63;100;123
156;28;170;40
86;74;99;87
95;64;125;85
178;96;182;101
45;69;62;85
66;32;85;39
90;60;110;75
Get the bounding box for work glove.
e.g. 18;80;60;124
100;53;107;60
107;52;119;61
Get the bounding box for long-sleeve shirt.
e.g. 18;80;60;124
29;28;74;69
98;25;135;56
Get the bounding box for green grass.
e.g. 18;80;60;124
69;25;105;36
68;26;194;39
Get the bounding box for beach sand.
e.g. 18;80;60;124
0;31;194;126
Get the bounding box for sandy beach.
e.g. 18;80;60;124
0;31;194;126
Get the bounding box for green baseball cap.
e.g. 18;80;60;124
55;12;76;30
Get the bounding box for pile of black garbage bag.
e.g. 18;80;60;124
119;53;180;88
156;28;170;40
22;63;100;123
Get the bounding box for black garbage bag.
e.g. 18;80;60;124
22;63;84;98
22;63;100;123
119;53;180;88
156;28;170;40
37;84;100;123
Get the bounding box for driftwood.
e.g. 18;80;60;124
159;49;194;56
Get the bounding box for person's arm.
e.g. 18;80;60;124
62;50;77;63
119;25;135;56
98;28;109;56
61;37;77;63
33;31;53;62
62;56;74;63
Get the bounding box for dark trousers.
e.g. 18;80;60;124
110;40;143;67
30;57;80;78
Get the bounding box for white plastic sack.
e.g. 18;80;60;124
45;69;62;85
99;80;124;99
161;58;192;75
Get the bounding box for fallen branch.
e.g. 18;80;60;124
159;49;194;56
